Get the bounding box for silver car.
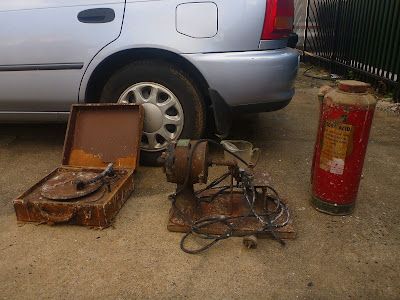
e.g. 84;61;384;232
0;0;299;164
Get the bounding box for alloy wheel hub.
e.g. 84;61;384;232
117;82;184;152
142;103;163;132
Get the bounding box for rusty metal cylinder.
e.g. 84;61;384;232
162;140;209;185
311;80;377;215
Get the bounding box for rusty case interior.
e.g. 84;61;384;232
13;104;144;228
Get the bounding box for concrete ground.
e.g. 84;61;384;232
1;65;399;299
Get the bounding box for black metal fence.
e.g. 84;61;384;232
302;0;400;102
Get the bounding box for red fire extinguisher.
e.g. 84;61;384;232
311;80;377;215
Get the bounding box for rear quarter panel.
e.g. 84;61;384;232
120;0;267;53
80;0;268;100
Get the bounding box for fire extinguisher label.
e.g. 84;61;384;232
320;118;353;175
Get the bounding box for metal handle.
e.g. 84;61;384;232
251;148;261;167
77;8;115;24
39;207;76;223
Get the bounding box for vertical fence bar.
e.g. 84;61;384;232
358;0;372;70
346;0;358;68
351;0;364;70
330;0;340;74
382;1;394;78
368;1;386;74
374;1;390;77
303;0;310;57
385;1;400;81
336;0;349;65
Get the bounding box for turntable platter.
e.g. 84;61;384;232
40;172;103;200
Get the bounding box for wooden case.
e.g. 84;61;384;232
13;104;144;228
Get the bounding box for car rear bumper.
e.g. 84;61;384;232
182;48;300;110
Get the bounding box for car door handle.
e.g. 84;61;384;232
77;8;115;24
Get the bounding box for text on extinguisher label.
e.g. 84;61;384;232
319;118;353;175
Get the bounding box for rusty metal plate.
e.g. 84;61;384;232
63;104;144;170
168;190;296;239
40;172;103;200
251;169;272;187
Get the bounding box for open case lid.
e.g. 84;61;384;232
62;104;144;170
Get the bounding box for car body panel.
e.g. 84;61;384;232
183;48;299;107
0;0;299;123
0;0;124;11
0;111;69;122
0;1;125;112
117;0;266;53
79;0;298;104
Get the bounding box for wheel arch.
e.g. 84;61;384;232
84;48;211;106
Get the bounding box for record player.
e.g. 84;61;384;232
13;104;144;228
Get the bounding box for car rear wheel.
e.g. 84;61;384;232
100;61;206;165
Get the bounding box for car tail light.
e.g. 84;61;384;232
261;0;294;40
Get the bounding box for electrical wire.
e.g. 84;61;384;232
168;139;290;254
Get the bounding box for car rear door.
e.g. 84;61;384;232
0;0;125;115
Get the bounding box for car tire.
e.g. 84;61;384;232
100;60;206;166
